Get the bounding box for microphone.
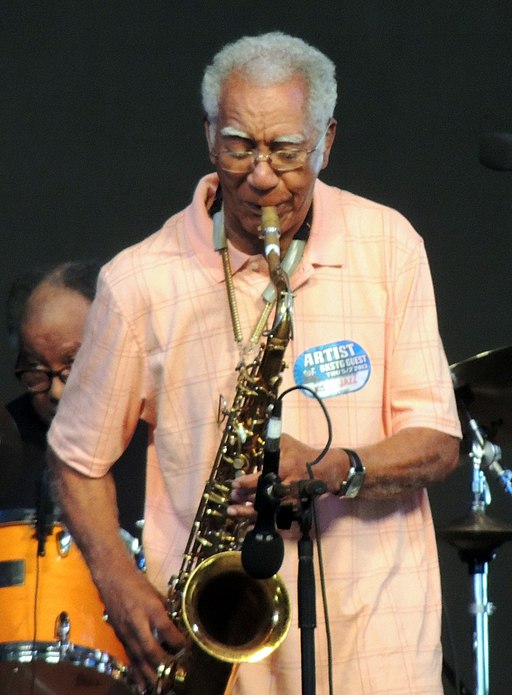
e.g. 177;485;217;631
479;132;512;171
241;400;284;579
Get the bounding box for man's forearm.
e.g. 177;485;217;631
46;448;136;590
348;427;460;499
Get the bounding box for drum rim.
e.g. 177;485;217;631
0;508;38;524
0;639;126;673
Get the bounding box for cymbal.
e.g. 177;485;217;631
450;346;512;445
0;404;23;469
438;509;512;553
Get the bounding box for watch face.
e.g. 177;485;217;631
339;450;365;498
344;471;365;498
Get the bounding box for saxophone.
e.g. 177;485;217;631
156;207;293;695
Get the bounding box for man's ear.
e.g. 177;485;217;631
320;118;337;171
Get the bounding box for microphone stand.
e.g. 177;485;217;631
35;465;55;556
277;479;327;695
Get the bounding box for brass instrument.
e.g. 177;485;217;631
156;207;293;695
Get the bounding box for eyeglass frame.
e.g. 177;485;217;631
210;123;332;174
15;364;72;394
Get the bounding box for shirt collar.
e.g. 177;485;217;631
185;173;344;285
306;179;344;268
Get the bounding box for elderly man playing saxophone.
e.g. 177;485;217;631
48;32;461;695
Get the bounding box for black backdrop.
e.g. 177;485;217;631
2;3;512;693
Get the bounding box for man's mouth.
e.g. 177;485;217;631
244;201;287;216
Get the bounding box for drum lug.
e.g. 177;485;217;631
55;610;71;646
56;529;73;557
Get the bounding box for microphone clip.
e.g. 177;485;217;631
254;471;282;519
274;478;328;530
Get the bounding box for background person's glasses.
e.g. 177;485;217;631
15;365;71;393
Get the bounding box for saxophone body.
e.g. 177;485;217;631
157;207;293;695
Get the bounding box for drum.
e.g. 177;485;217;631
0;517;134;694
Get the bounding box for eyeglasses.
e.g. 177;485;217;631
211;127;329;174
15;365;72;394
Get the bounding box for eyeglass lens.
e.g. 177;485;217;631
217;149;308;173
17;367;71;393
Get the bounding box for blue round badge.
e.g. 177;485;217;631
293;340;371;399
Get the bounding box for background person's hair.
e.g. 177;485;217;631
6;259;102;352
202;32;337;141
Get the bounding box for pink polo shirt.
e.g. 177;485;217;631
49;174;461;694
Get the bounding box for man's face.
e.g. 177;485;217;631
17;284;90;425
206;73;336;254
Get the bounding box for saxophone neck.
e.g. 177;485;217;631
261;207;294;339
261;206;281;277
261;206;287;286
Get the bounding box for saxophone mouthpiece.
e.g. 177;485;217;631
262;206;281;265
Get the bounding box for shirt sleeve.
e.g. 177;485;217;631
48;265;147;477
386;228;461;438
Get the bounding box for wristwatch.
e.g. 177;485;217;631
337;448;366;498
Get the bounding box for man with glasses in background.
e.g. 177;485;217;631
3;261;146;537
47;33;461;695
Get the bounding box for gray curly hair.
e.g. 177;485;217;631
202;32;337;139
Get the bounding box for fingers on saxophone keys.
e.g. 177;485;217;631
229;486;255;504
155;652;183;678
154;660;173;693
129;636;175;693
227;500;256;519
152;650;188;695
132;657;170;695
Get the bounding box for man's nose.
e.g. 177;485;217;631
48;374;66;401
247;156;280;189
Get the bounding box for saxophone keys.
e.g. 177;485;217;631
212;482;230;494
205;508;225;519
217;394;228;423
203;491;227;506
235;423;248;443
233;454;249;471
218;531;236;544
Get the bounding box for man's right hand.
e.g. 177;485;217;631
46;450;187;693
97;562;187;692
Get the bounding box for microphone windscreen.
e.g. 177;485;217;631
241;532;284;579
479;132;512;171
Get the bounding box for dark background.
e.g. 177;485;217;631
2;3;512;693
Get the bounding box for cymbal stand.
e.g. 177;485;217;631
467;421;495;695
456;404;512;695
